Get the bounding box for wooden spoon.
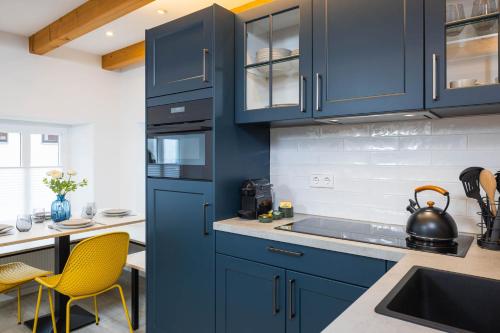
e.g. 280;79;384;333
480;169;497;217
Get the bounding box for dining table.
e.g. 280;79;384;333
0;213;145;333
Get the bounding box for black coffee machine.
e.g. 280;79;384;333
238;179;273;219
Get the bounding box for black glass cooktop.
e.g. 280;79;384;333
275;217;474;257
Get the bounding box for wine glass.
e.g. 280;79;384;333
472;0;498;33
446;3;466;37
16;214;32;232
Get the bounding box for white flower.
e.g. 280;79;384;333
67;169;77;176
52;171;63;179
46;170;60;178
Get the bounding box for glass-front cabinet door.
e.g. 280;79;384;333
426;0;500;108
235;0;312;124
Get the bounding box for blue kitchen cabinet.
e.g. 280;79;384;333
312;0;424;118
146;6;214;98
147;178;214;333
286;270;366;333
425;0;500;112
235;0;313;124
216;232;385;332
216;254;286;333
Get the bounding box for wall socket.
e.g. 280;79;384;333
310;174;334;188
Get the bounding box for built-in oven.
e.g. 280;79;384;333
146;98;212;180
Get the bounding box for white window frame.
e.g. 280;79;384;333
0;121;69;213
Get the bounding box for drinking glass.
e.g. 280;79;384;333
32;208;46;223
81;202;97;219
16;214;32;232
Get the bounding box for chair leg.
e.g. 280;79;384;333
17;286;21;324
47;289;57;333
117;285;134;332
94;296;99;325
32;285;43;333
66;298;73;333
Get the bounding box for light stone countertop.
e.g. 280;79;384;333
214;214;500;333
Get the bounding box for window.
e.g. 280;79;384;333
0;123;67;221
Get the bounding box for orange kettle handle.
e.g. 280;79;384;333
415;185;449;196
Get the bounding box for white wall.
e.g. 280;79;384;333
0;31;145;214
271;115;500;234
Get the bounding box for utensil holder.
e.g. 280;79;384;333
477;198;500;250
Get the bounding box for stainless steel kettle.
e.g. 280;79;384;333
406;185;458;242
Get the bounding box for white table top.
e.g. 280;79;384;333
0;214;145;256
126;251;145;272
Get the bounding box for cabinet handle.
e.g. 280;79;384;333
300;75;306;112
203;202;210;235
432;53;438;101
267;246;304;257
272;275;280;315
315;73;321;111
202;48;209;83
288;279;296;320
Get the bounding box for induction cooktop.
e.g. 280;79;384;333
275;217;474;257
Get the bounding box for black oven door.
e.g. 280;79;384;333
147;121;212;180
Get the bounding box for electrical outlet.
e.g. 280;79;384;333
310;174;334;188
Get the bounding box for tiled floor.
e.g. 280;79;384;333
0;276;145;333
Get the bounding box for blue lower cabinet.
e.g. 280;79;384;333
147;179;214;333
216;253;369;333
286;271;366;333
216;254;286;333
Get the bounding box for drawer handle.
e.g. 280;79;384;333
267;246;304;257
272;275;280;315
288;279;296;320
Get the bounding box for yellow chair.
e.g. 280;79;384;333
32;232;133;333
0;262;51;324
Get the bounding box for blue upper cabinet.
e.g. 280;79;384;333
146;6;214;98
235;0;313;124
425;0;500;110
312;0;424;118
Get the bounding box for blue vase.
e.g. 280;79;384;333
51;194;71;222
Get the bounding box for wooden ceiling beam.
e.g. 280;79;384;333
101;0;274;71
29;0;154;55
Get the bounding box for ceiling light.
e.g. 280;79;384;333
105;31;114;37
404;114;415;117
329;119;339;123
157;9;166;14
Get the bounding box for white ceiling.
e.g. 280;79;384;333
0;0;251;55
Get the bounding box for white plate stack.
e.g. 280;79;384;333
57;219;94;229
255;48;291;63
102;209;131;217
0;224;14;236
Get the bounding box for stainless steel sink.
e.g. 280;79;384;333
375;266;500;333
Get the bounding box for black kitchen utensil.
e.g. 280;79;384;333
406;185;458;243
495;171;500;193
459;167;492;231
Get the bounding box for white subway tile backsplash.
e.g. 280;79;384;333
467;133;500;150
271;115;500;233
370;151;432;166
344;137;399;151
321;124;370;138
298;138;343;152
399;135;467;151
